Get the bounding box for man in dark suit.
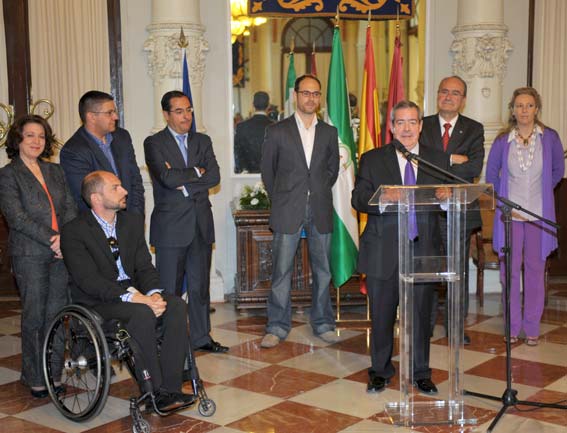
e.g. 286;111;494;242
260;74;340;348
234;91;274;173
60;90;145;215
352;100;449;395
144;90;226;353
420;76;485;344
60;171;195;411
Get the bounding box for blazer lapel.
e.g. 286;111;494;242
447;116;466;153
86;212;118;269
287;116;309;170
385;145;403;184
115;212;132;275
79;128;115;173
163;128;188;168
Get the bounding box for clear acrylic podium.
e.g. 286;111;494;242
368;183;494;427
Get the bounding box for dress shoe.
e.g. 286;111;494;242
464;334;471;345
196;340;228;353
414;378;438;395
367;374;390;393
172;391;197;405
155;391;194;412
260;333;280;348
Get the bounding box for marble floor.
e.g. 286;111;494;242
0;284;565;433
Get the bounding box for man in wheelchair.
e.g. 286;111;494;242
60;170;196;412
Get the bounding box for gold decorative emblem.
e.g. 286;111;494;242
276;0;324;12
339;0;388;13
252;1;264;12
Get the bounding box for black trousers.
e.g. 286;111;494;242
367;274;435;381
92;294;187;393
155;231;212;348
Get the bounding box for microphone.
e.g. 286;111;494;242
390;139;415;161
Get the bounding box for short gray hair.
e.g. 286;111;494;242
390;100;423;125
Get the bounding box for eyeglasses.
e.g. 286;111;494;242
297;90;322;98
91;110;118;116
438;89;464;97
107;236;119;261
169;107;194;115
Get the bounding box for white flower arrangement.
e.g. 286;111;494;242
239;182;270;210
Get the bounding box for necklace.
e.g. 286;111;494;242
514;128;536;171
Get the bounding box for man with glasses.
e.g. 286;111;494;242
61;90;145;215
420;76;485;345
260;74;340;348
144;91;226;353
352;100;449;395
61;170;195;412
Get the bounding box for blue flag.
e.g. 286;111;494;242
182;50;197;134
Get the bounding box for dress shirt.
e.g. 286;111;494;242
438;114;459;138
396;143;419;182
91;210;160;301
294;112;318;168
85;130;118;175
167;126;201;198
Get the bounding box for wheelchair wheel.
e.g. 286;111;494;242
198;398;216;417
132;418;150;433
43;305;112;422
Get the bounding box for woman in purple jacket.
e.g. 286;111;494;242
486;87;564;346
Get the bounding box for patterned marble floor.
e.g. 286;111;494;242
0;283;565;433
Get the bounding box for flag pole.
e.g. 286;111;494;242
396;6;400;38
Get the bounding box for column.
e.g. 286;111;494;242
143;0;209;132
450;0;512;144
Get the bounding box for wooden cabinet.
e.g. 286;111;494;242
232;208;313;310
232;207;366;311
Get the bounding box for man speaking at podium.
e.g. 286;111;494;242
352;100;449;395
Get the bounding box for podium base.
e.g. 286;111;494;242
384;400;478;427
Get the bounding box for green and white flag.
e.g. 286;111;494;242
327;26;358;288
284;51;296;117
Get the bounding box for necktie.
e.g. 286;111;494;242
404;160;418;240
442;123;451;152
176;134;188;166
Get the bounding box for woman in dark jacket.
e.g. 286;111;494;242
0;115;77;397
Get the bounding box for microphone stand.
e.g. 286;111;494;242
396;142;566;431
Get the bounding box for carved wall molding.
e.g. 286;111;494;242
450;25;512;83
144;23;209;87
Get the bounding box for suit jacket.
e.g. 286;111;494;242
420;114;485;229
0;157;77;257
144;127;220;248
351;144;449;280
61;210;160;306
60;126;145;214
234;113;273;173
261;115;339;234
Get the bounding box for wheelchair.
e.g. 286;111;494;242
42;304;216;433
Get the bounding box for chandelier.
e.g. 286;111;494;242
231;0;267;43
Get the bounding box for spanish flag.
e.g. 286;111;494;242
358;24;381;295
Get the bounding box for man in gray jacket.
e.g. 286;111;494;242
260;74;340;348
